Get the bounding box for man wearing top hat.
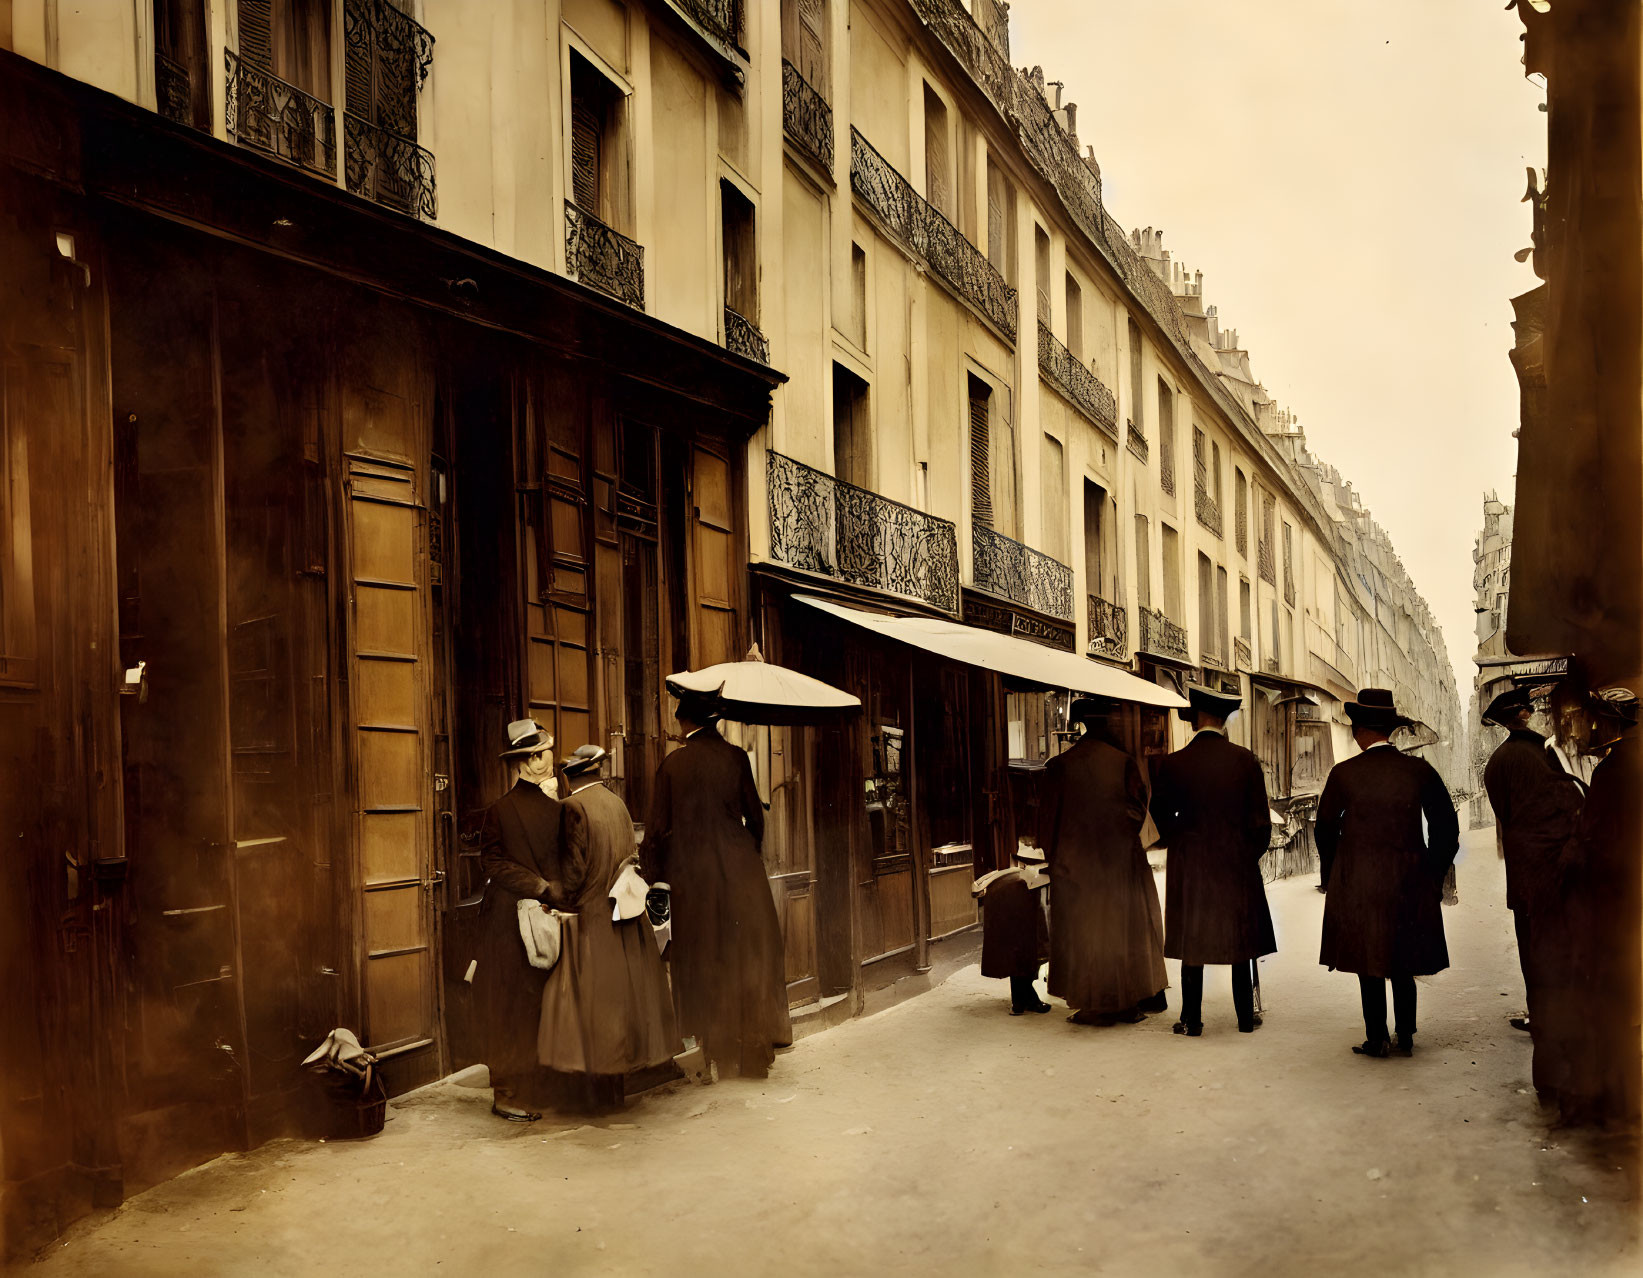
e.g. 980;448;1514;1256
1038;695;1168;1026
1480;686;1584;1044
1149;685;1276;1037
472;718;563;1121
1315;688;1460;1059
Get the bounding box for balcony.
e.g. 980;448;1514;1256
344;114;436;220
1138;605;1190;663
907;0;1014;116
670;0;743;51
724;307;769;364
1194;487;1223;538
1234;635;1253;670
1087;593;1127;661
225;50;335;179
767;451;958;614
782;60;833;174
565;201;645;310
851;128;1018;343
1126;419;1148;463
156;51;193;126
971;525;1072;621
1038;322;1117;439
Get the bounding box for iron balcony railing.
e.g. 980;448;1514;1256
767;450;959;614
907;0;1015;116
672;0;742;50
156;51;193;126
971;524;1073;621
1234;635;1253;670
1087;593;1127;661
851;127;1018;343
782;59;833;174
1126;419;1148;463
225;50;336;178
724;307;769;364
344;113;436;220
1194;487;1223;538
1138;605;1190;663
565;201;645;310
1037;322;1117;438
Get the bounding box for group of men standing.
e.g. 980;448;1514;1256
994;683;1462;1059
470;690;790;1121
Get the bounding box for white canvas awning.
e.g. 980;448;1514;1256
796;595;1189;710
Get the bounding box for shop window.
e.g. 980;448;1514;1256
922;84;952;219
0;365;39;685
986;155;1016;284
928;669;973;847
721;179;757;322
1064;272;1083;358
1293;707;1335;794
832;363;871;490
1040;433;1067;563
1133;513;1150;607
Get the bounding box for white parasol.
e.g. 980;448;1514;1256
666;644;861;725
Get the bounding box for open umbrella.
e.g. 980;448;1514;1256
666;644;861;725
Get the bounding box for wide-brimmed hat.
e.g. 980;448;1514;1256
1344;688;1409;731
500;718;554;759
1481;686;1532;728
672;687;724;724
1014;842;1047;865
1177;685;1242;723
561;744;608;778
1070;695;1121;724
1591;686;1640;725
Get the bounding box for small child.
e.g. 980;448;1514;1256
975;843;1052;1014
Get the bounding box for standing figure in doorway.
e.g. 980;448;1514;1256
1149;686;1276;1037
640;691;791;1078
1315;689;1460;1059
1038;696;1168;1026
536;746;679;1111
473;719;563;1121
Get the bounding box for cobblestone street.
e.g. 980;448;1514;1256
23;828;1637;1278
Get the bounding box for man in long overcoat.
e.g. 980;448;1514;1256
1480;685;1583;1054
640;692;791;1079
1150;686;1275;1037
1038;696;1167;1026
536;746;678;1111
1315;688;1460;1058
473;718;563;1120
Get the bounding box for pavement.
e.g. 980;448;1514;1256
20;825;1640;1277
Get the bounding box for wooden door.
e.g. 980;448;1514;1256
340;323;439;1085
689;444;740;668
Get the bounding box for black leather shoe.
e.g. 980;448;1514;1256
1137;990;1169;1014
491;1101;542;1122
1237;1016;1263;1033
1026;999;1052;1014
1352;1039;1390;1059
1395;1034;1415;1057
1172;1021;1203;1037
1509;1016;1531;1032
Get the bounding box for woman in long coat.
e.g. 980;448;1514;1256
1038;698;1167;1024
537;747;678;1109
641;694;791;1078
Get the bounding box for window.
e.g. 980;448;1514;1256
848;242;867;348
1269;599;1281;669
1083;479;1112;601
1211;441;1223;506
986;155;1016;284
1234;468;1248;557
781;0;828;94
1040;434;1067;563
1192;424;1207;495
1259;491;1276;583
1217;566;1230;664
833;363;871;489
923;84;952;219
0;365;39;685
1282;521;1295;604
1239;576;1252;640
154;0;210;128
1157;378;1175;494
720;180;757;321
1127;318;1144;429
1064;272;1083;358
1161;523;1182;622
968;375;1016;537
238;0;331;99
1133;514;1150;608
1034;226;1051;325
569;49;627;227
1197;552;1215;660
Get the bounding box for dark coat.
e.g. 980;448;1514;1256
979;873;1050;979
639;725;791;1078
537;781;679;1076
1149;730;1277;965
1315;745;1460;978
1038;730;1166;1013
1482;730;1583;912
473;781;563;1087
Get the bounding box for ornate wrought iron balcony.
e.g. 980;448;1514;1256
1194;487;1223;538
851;128;1018;343
671;0;742;50
907;0;1014;116
1038;322;1117;438
724;307;769;364
565;201;645;310
971;524;1073;621
782;60;833;174
1258;538;1276;585
767;451;958;614
1234;635;1253;670
1126;419;1148;463
1088;593;1127;661
225;50;336;178
156;51;193;126
1138;605;1190;663
344;113;436;220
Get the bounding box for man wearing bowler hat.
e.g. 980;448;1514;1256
472;718;564;1120
1315;688;1460;1059
1150;685;1276;1037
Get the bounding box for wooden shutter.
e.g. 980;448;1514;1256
798;0;826;88
345;0;375;115
239;0;274;69
571;98;601;213
969;383;992;530
690;447;738;668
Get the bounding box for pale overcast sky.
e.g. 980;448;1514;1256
1008;0;1546;697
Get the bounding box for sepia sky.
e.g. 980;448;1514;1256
1008;0;1546;699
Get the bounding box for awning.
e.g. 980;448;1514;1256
797;595;1189;710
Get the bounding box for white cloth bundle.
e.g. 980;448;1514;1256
516;899;566;971
609;863;651;922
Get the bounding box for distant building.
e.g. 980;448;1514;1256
1471;494;1515;826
